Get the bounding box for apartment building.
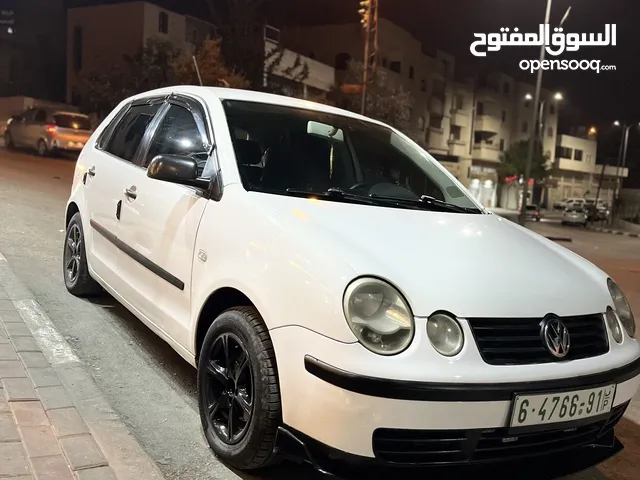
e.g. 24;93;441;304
66;2;334;107
66;1;216;103
554;132;627;208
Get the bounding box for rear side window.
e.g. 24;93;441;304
34;110;47;123
104;104;161;162
54;114;91;130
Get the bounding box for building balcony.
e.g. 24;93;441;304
473;143;501;163
474;115;501;134
428;127;447;151
448;139;468;157
598;164;629;178
555;158;595;174
430;97;444;116
264;39;335;92
450;110;469;128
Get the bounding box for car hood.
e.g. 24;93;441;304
256;193;611;319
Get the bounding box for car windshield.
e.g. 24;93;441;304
567;208;584;213
54;114;92;130
222;100;482;213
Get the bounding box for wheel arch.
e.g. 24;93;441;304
194;286;261;362
65;202;80;227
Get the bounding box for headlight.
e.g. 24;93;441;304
604;307;623;344
607;279;635;338
343;278;414;355
426;313;464;356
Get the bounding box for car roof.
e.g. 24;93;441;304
52;111;89;117
128;85;385;127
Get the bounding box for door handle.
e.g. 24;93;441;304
124;187;137;200
87;166;96;177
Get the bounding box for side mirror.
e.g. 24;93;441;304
147;154;210;189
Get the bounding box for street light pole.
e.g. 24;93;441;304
518;0;553;226
611;124;632;222
518;2;570;225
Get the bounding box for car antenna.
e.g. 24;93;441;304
192;56;204;86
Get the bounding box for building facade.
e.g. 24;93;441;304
66;1;216;104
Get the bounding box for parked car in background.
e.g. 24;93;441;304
522;204;541;221
562;207;588;226
4;107;93;156
554;197;585;210
63;86;640;478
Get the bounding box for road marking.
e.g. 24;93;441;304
13;299;80;365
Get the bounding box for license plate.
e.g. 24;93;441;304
510;384;616;428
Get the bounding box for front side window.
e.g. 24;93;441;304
143;104;212;177
222;100;481;213
34;109;47;123
105;104;161;162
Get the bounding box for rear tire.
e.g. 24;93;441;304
63;213;102;296
37;139;48;157
197;307;282;470
4;132;14;150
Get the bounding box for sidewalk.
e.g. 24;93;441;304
0;253;164;480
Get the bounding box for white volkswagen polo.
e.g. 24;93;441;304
63;86;640;478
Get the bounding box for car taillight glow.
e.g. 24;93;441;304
45;125;56;135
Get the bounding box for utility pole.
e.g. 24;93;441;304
519;2;571;225
358;0;379;115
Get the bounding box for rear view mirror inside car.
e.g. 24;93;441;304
307;121;344;142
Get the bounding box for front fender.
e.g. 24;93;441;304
190;186;359;350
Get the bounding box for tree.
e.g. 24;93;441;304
172;38;249;89
201;0;309;92
333;60;413;131
75;37;248;117
496;139;553;183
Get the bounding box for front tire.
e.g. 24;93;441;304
197;307;282;470
63;213;101;296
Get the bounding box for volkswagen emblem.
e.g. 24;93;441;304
541;316;570;358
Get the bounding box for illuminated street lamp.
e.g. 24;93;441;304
524;93;533;101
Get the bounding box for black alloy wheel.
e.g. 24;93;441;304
198;307;282;470
202;332;254;445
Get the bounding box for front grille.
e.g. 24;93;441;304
467;314;609;365
372;402;627;464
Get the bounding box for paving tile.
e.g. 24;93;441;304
0;289;7;300
12;337;40;352
30;454;74;480
0;395;9;413
47;408;89;438
59;435;108;470
0;343;18;360
0;442;30;476
0;360;27;378
0;330;9;344
76;466;118;480
0;412;19;442
27;368;61;389
0;299;15;311
10;401;49;427
0;309;25;323
19;352;49;368
19;425;61;458
37;386;74;411
2;378;38;401
5;323;31;337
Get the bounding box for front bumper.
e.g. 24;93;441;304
270;326;640;476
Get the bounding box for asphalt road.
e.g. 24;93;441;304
1;147;638;480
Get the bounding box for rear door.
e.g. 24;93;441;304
10;109;34;146
83;98;165;290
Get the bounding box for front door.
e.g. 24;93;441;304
116;96;214;348
83;101;164;290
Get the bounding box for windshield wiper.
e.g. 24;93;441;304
284;187;380;206
369;193;482;214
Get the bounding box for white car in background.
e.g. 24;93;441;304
562;207;589;226
62;86;640;478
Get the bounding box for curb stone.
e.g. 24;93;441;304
587;226;640;238
0;252;165;480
